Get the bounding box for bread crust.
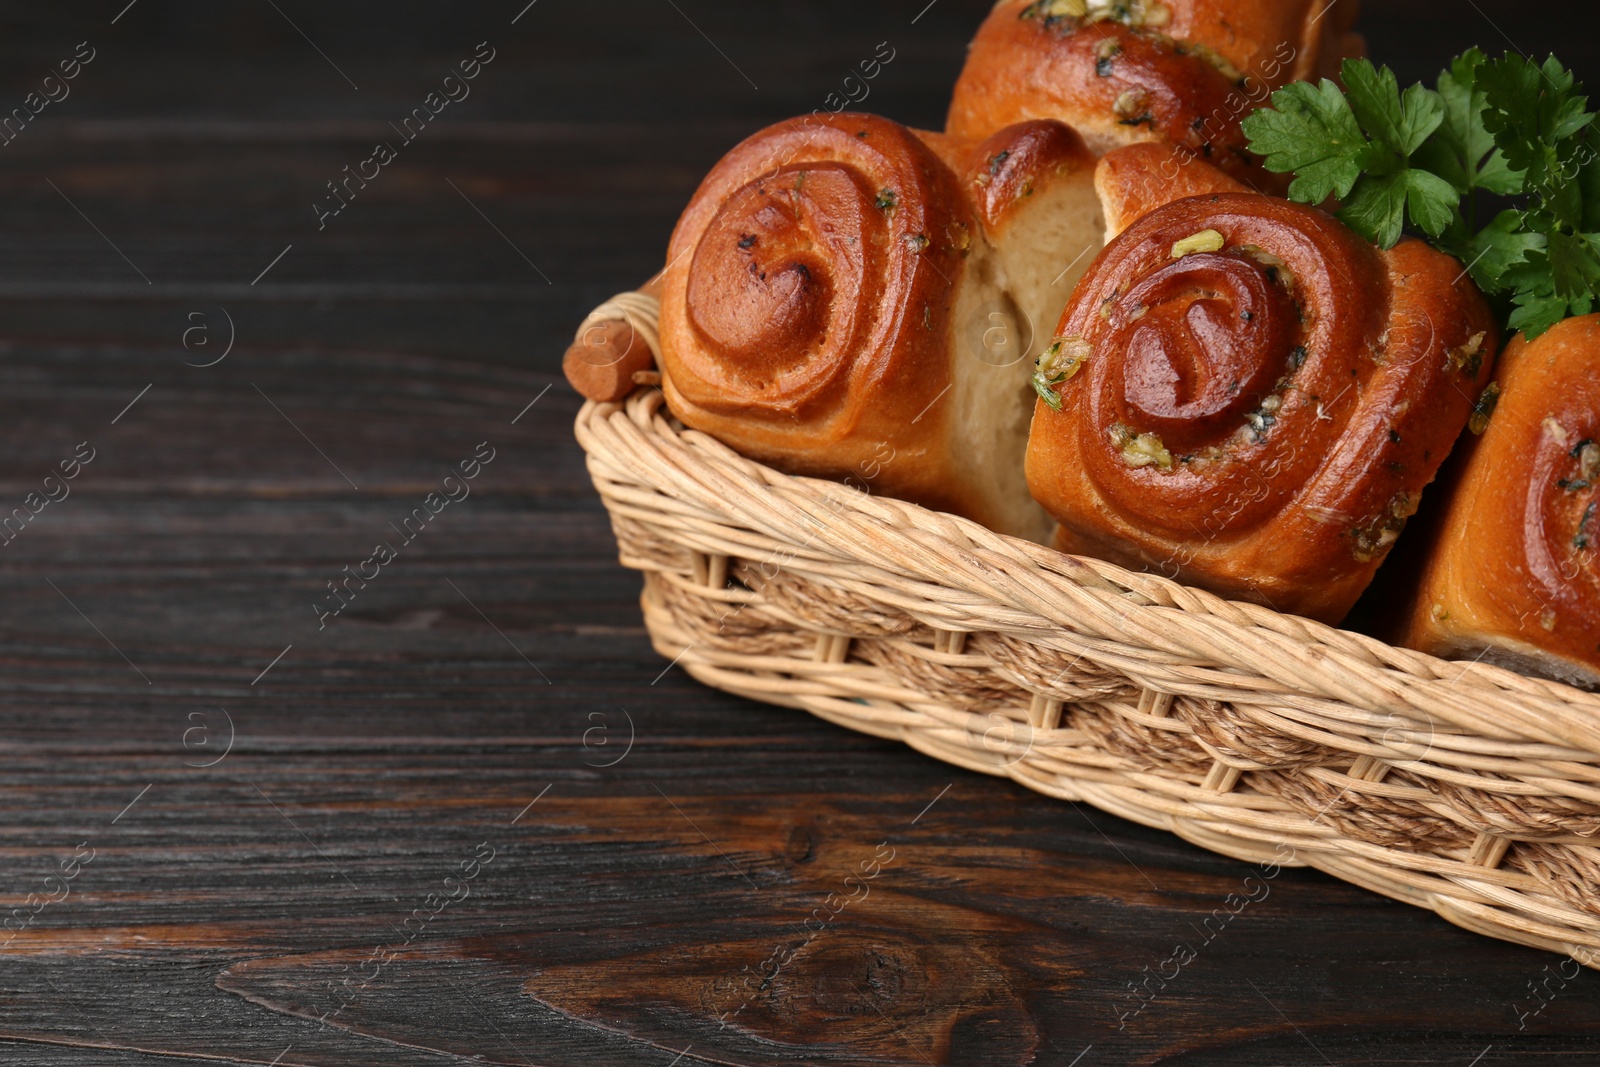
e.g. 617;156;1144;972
1400;315;1600;686
1095;141;1250;239
947;0;1363;184
1025;192;1496;623
945;120;1098;236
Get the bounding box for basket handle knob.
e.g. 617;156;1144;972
564;276;664;403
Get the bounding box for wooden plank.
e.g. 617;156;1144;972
3;0;1600;1063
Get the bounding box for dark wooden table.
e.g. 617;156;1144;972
3;2;1599;1064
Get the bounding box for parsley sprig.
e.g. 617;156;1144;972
1242;51;1600;339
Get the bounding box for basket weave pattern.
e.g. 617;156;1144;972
575;292;1600;965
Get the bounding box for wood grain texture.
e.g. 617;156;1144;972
2;1;1600;1064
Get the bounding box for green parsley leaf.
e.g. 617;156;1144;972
1241;79;1370;203
1245;48;1600;342
1581;128;1600;231
1247;59;1461;247
1343;58;1444;156
1416;48;1522;198
1508;277;1569;338
1405;169;1462;238
1476;53;1550;176
1476;52;1600;336
1479;53;1593;192
1549;229;1600;299
1467;209;1544;293
1337;172;1408;248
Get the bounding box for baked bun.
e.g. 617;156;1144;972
658;112;1105;541
1025;192;1496;624
947;0;1364;181
1095;141;1250;241
1400;315;1600;687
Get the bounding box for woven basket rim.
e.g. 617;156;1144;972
578;380;1600;754
574;287;1600;965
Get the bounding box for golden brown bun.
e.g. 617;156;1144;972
659;112;1105;541
1095;142;1250;240
1025;192;1497;624
947;0;1364;185
924;119;1092;235
1131;0;1361;84
1400;316;1600;686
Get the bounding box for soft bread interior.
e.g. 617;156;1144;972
989;166;1106;359
946;237;1056;543
945;169;1104;544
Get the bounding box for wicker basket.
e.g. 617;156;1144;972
573;290;1600;967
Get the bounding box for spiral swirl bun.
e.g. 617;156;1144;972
1028;193;1497;623
1528;420;1600;620
674;151;940;419
1403;316;1600;685
662;112;970;421
659;111;1101;540
1106;250;1299;453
